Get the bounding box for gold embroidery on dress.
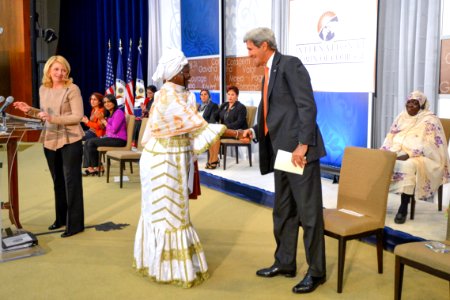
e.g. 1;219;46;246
152;196;183;207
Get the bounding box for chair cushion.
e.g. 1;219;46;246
394;240;450;274
98;146;129;152
107;151;141;160
324;209;382;236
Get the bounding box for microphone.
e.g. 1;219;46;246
0;96;5;105
0;96;14;113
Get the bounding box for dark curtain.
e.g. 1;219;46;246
57;0;148;114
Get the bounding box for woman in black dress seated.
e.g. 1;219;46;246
207;85;248;169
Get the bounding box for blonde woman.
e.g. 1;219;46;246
14;55;85;238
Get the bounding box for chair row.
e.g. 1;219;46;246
98;116;449;297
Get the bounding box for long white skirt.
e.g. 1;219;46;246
133;125;225;288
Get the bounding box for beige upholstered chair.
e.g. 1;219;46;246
323;146;396;293
394;209;450;299
97;114;135;176
220;106;257;170
105;118;147;188
410;118;450;219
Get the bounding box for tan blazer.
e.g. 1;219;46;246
28;84;84;150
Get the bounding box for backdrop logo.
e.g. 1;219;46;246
295;8;364;66
317;11;338;41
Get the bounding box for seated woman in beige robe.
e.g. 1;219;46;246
381;90;450;224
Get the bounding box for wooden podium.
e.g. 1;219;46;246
0;126;40;229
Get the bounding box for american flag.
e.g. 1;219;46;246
124;40;134;115
135;39;145;107
115;40;126;106
105;40;115;95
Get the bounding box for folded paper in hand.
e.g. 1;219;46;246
274;149;304;175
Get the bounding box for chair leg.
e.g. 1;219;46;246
129;161;133;174
337;237;346;293
98;151;104;177
410;195;415;220
438;185;443;211
248;145;252;167
235;146;239;164
106;157;111;183
120;161;124;188
376;229;384;273
223;145;227;170
394;256;404;300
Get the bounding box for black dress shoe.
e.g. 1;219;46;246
48;223;63;230
61;230;83;238
256;266;296;278
292;273;326;294
394;212;407;224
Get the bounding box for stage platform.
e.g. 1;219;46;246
196;152;449;251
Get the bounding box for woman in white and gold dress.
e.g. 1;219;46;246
133;49;245;288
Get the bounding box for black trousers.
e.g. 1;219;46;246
82;129;97;141
44;140;84;234
83;137;126;168
272;159;326;277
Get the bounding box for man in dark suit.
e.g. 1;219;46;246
242;27;327;294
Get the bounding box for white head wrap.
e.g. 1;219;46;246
152;48;188;82
407;90;429;110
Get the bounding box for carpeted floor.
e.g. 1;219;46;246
0;143;448;299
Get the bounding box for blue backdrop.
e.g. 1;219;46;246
316;92;369;168
181;0;220;57
57;0;148;115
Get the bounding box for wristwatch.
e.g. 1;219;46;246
298;142;304;146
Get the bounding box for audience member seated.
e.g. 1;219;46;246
207;85;248;169
83;94;127;176
381;90;450;224
198;89;219;123
132;85;157;147
81;92;105;140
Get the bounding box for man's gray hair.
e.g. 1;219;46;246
243;27;277;50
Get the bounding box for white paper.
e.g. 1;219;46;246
2;234;33;248
425;241;450;253
274;149;304;175
114;176;129;183
338;208;364;217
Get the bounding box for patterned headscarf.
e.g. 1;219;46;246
152;48;188;82
407;90;429;110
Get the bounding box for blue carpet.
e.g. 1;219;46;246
199;170;427;251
